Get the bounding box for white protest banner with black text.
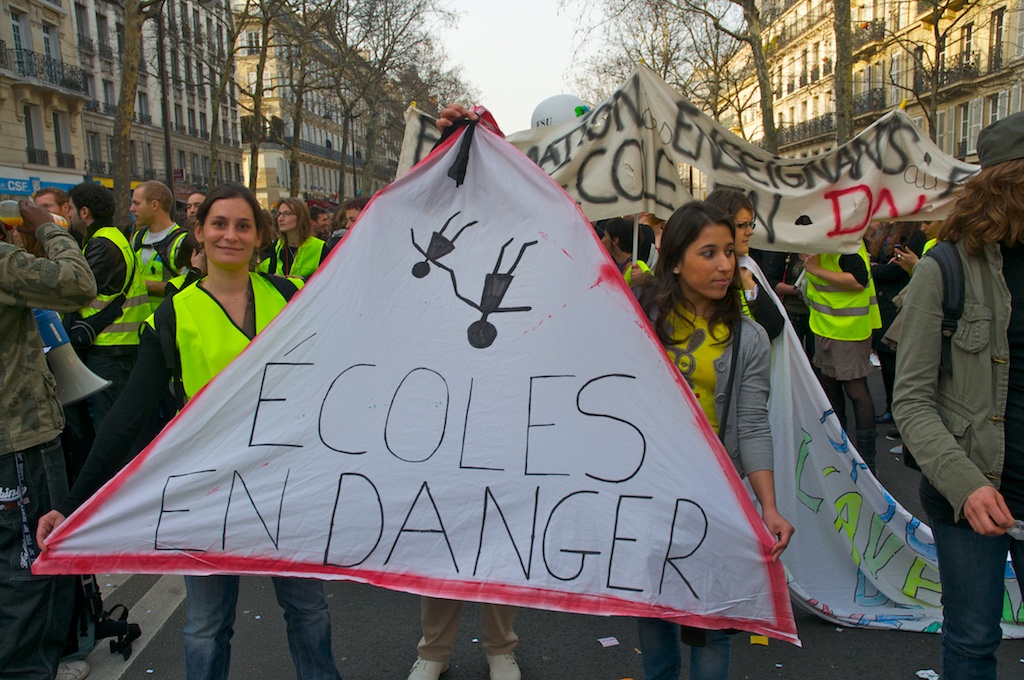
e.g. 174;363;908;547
36;114;797;643
398;65;978;254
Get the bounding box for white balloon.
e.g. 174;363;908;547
531;94;589;128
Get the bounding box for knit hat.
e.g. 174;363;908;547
976;111;1024;169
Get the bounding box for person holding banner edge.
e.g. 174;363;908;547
634;201;793;680
892;112;1024;680
1;199;96;679
36;184;343;680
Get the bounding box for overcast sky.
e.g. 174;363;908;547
437;1;588;134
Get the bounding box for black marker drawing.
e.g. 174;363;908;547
410;211;478;278
411;213;537;349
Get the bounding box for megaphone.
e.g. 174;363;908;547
33;309;112;406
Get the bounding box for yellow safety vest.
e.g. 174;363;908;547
805;243;882;341
922;238;938;255
257;237;327;279
133;225;188;314
154;273;300;401
80;226;150;346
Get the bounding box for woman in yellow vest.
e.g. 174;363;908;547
37;184;342;680
634;201;793;680
803;243;882;473
257;198;329;280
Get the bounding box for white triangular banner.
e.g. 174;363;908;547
35;118;796;643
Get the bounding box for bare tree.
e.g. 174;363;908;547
881;0;991;142
570;0;755;128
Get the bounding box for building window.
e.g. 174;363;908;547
25;105;45;155
87;132;100;162
130;141;138;175
143;142;153;173
11;11;29;52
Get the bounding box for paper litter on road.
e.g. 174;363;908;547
916;670;940;680
749;635;769;646
598;636;619;647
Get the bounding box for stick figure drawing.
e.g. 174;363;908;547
411;212;537;348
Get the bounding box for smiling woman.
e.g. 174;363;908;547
35;183;344;680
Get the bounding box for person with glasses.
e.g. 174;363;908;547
705;189;785;340
258;198;329;280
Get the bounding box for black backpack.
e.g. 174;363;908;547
63;574;141;661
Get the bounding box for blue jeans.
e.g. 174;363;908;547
183;575;341;680
0;439;75;679
636;618;731;680
930;516;1024;680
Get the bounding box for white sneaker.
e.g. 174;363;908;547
407;656;449;680
56;660;91;680
487;652;522;680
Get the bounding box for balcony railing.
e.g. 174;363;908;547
56;152;75;169
853;88;886;115
956;140;968;158
173;123;187;134
852;19;886;51
198;130;210;140
282;136;364;166
810;66;820;83
142;168;158;179
83;99;101;112
913;51;981;92
188;126;199;136
787;80;795;94
1;48;86;93
103;102;117;115
97;41;114;60
799;72;808;87
778;112;836;147
85;159;108;174
27;148;49;165
136;113;152;125
77;35;95;54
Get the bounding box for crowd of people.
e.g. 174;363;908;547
2;107;1023;680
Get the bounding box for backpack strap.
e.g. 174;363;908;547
130;228;147;251
923;241;964;376
152;296;186;409
259;272;300;301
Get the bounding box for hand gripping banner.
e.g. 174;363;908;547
35;114;797;643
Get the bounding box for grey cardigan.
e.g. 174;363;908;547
713;315;775;478
892;241;1010;521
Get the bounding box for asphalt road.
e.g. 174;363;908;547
78;372;1024;679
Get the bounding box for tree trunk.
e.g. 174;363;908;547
740;1;777;153
113;0;145;226
248;19;271;191
833;0;853;144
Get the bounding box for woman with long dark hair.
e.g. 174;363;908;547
635;201;792;680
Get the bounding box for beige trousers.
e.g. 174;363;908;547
416;596;519;662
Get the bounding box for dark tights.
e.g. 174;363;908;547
819;375;874;432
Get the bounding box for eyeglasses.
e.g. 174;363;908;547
277;211;296;218
736;220;756;231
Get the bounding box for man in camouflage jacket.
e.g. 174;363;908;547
0;200;96;678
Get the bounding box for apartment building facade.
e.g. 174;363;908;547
234;8;400;208
725;0;1024;161
0;0;243;204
